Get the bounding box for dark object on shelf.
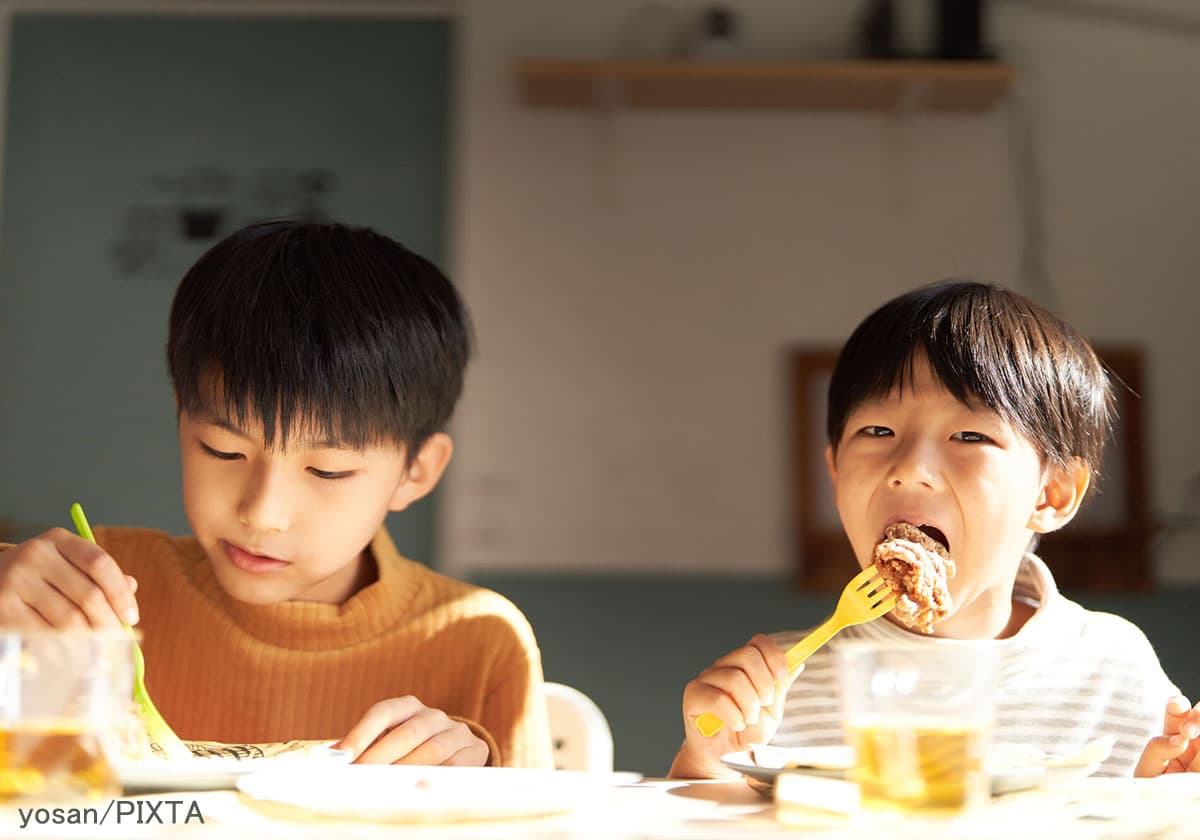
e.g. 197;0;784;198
858;0;900;60
180;207;223;240
690;6;739;60
935;0;993;60
703;7;735;40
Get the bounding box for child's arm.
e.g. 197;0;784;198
668;634;803;779
1135;695;1200;776
334;696;490;766
0;528;139;628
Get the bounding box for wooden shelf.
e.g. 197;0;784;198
517;59;1013;112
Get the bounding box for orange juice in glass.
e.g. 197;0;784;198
0;631;135;802
838;642;996;815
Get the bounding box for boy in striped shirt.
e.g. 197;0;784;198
670;280;1198;779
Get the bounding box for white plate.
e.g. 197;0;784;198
723;740;1109;798
237;765;633;822
722;747;852;784
988;740;1111;795
117;743;351;793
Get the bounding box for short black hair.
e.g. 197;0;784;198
167;220;472;462
827;281;1113;482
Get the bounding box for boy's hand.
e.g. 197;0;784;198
0;528;139;629
336;697;489;766
669;634;803;778
1135;695;1200;776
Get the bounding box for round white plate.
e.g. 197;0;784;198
117;744;351;793
723;743;1104;797
237;765;635;822
722;747;852;783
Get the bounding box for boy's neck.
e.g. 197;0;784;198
339;548;380;602
898;594;1036;640
285;548;380;605
995;599;1036;639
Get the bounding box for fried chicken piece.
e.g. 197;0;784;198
873;523;956;634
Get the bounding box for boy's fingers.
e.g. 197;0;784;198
1181;701;1200;739
336;696;423;759
356;708;451;764
370;710;465;765
771;664;805;716
685;682;747;734
57;537;139;625
0;593;53;630
698;668;765;728
1164;695;1192;728
24;578;89;629
42;561;125;629
747;634;790;685
712;640;781;711
1134;734;1188;778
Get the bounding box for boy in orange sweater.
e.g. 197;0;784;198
0;221;552;768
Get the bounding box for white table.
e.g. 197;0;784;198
5;774;1200;839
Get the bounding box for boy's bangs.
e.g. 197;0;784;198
829;303;1023;432
166;221;472;463
175;359;407;453
827;282;1104;471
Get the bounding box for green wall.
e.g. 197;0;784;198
0;15;450;562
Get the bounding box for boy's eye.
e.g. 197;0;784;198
859;425;894;437
308;467;355;481
200;441;243;461
952;431;992;443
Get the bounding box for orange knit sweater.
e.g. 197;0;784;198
92;526;552;769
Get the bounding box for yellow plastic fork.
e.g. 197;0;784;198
694;564;897;738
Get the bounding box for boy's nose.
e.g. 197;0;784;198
238;466;292;533
887;442;940;490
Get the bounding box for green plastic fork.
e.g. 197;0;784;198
694;563;897;738
71;503;191;760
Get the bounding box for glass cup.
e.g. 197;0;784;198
838;642;997;815
0;631;136;803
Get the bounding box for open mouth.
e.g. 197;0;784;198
917;525;950;553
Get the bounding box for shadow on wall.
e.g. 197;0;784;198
473;574;1200;776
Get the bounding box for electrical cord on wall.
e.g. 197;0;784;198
998;0;1200;310
1001;42;1057;312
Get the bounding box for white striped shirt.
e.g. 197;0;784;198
771;555;1177;776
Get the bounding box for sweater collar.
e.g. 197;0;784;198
184;529;427;650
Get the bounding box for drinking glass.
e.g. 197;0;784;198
838;641;996;814
0;631;136;802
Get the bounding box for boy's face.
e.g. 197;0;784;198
177;409;445;605
825;356;1082;639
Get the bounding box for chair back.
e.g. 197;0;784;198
543;681;613;772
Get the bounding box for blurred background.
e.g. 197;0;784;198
0;0;1197;775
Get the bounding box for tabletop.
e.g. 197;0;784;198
4;772;1200;840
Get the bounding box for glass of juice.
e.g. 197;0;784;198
0;631;136;803
838;641;996;815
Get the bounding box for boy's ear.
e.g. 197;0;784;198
388;433;453;512
824;444;837;484
1027;458;1090;534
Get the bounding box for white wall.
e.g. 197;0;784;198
444;0;1200;582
